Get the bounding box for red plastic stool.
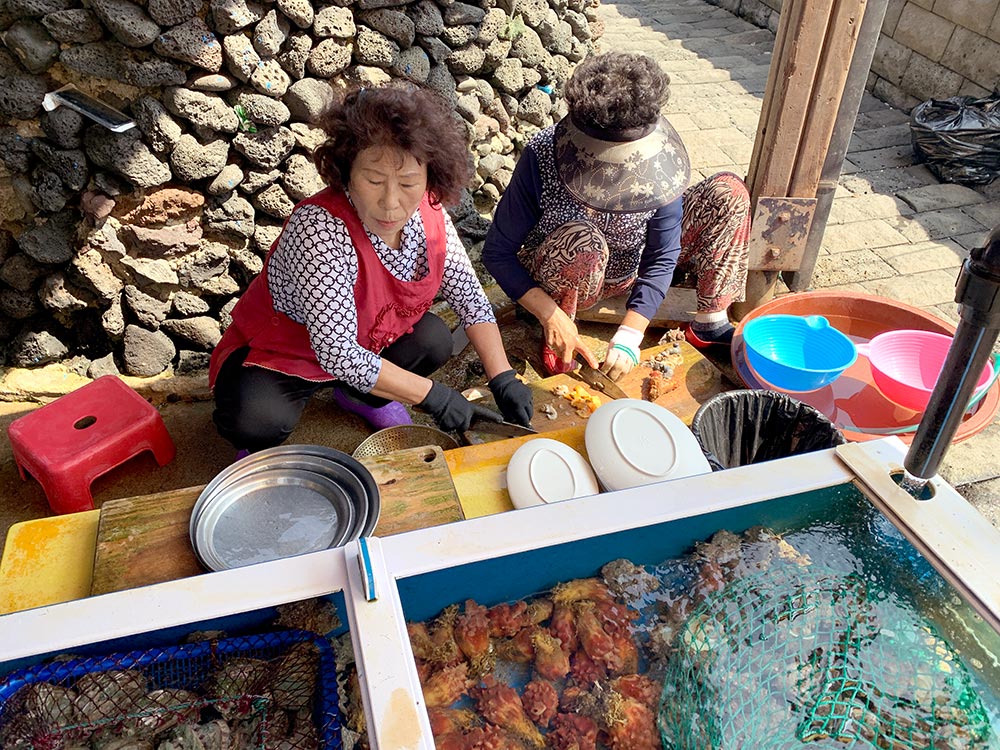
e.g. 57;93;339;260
7;375;176;514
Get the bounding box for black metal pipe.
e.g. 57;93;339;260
904;226;1000;479
785;0;890;292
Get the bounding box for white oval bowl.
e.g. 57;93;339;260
585;399;711;491
506;438;600;509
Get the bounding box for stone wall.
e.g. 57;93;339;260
0;0;602;376
707;0;1000;112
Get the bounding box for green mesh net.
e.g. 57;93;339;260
657;567;994;749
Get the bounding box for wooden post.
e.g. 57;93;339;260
739;0;869;317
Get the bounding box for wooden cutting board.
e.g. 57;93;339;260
90;445;461;596
449;342;728;520
527;340;726;433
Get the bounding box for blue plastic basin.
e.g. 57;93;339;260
743;314;858;392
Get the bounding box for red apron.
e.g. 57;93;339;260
208;188;446;387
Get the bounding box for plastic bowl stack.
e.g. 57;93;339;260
190;445;380;571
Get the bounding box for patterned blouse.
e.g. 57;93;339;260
266;200;496;392
482;124;683;319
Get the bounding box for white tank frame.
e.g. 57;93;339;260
0;437;997;750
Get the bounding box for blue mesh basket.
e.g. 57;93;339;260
0;629;343;749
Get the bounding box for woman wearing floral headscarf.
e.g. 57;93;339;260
483;52;752;379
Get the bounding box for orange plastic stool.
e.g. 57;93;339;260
7;376;176;514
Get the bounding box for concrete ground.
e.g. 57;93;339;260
1;0;999;557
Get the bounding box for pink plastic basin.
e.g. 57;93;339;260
864;330;994;412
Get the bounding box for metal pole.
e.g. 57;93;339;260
904;227;1000;480
785;0;891;291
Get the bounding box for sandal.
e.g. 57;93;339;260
332;387;412;430
684;324;735;362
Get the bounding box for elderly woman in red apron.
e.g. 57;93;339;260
210;85;532;456
483;52;752;379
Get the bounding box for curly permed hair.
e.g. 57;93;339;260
563;52;670;132
313;84;472;207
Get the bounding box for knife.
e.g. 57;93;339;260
460;417;537;446
573;361;630;400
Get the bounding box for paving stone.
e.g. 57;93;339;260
671;67;732;83
941;419;1000;487
848;145;917;171
834;183;853;199
853;269;962;307
855;108;911;128
848;132;876;153
874;238;967;274
665;112;699;131
688;144;731;169
828;194;915;224
953;230;992;251
961;201;1000;230
811;248;897;287
897;183;986;212
657;58;706;72
854;123;912;150
729;110;761;133
843;165;939;196
929;302;961;326
821;219;911;253
887;208;988;243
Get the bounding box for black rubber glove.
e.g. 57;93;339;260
417;381;504;432
488;369;534;427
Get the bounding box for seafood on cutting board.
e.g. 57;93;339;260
551;384;602;418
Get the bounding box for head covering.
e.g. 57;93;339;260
553;114;690;213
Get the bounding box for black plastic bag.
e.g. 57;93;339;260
690;390;845;471
910;94;1000;186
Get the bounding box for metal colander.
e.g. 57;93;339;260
351;425;460;459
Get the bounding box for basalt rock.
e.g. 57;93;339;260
0;0;600;371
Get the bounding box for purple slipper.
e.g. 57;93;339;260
332;387;412;430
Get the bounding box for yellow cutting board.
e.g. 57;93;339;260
449;342;726;519
446;424;587;519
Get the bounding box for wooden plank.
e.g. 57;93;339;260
364;446;463;537
451;341;728;519
90;448;462;596
574;287;698;327
528;340;726;432
789;0;868;196
747;0;798;199
90;487;203;596
751;0;837;201
746;196;817;270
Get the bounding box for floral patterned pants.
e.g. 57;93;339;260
526;171;752;318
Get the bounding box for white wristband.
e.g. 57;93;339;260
610;325;643;351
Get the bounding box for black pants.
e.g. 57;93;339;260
213;312;452;450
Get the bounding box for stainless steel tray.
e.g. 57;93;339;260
191;445;381;545
194;468;355;571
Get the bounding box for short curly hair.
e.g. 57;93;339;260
313;84;472;207
563;52;670;132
